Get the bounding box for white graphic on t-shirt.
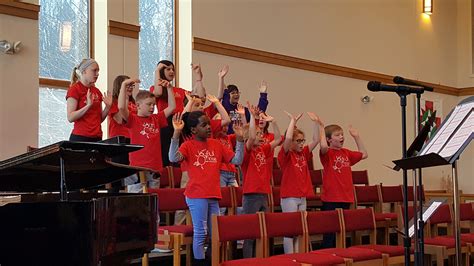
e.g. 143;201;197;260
294;154;307;172
254;151;267;172
140;122;160;139
193;149;218;169
332;155;350;173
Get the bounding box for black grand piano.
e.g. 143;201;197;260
0;140;157;266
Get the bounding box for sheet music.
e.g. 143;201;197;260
409;200;443;237
419;101;474;157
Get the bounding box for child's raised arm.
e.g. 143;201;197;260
282;111;303;153
152;63;166;98
118;78;140;121
246;104;259;150
230;121;245;166
161;79;176;118
207;94;231;127
257;80;269;113
191;63;206;98
169;113;185;163
262;113;281;149
307;112;323;152
217;65;229;100
349;125;368;159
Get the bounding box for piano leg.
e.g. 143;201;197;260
141;253;149;266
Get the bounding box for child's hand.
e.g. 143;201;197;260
85;89;93;107
233;120;244;140
157;79;171;88
218;65;229;78
207;94;219;103
258;80;268;93
172;113;184;131
236;104;245;115
307;112;324;126
261;113;274;123
191;63;203;81
247;101;260;117
348;125;360;138
103;91;112;108
185;91;192;102
155;63;166;79
123;78;140;87
284;111;303;122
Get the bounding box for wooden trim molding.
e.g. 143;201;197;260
39;78;70;89
193;37;471;96
0;1;40;20
108;20;140;39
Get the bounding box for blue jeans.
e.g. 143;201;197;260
186;197;220;259
281;197;307;254
220;170;238;187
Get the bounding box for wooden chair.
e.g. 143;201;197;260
147;188;192;266
272;169;283;187
351;170;369;186
261;211;306;257
269;186;282;213
341;208;410;265
211;213;264;265
170;166;182;188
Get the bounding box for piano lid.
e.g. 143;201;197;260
0;141;144;192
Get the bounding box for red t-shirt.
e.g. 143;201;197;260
66;82;103;138
126;112;168;173
210;120;236;173
278;146;314;198
179;139;235;199
204;104;218;120
242;143;273;194
149;86;186;113
320;148;363;203
108;100;137;138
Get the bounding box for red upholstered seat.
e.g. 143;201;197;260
424;236;467;248
147;188;187;211
158;225;193;236
314;247;383;261
307;210;341;235
356;244;406;256
272;169;283;186
352;170;369;185
460;203;474;221
264;212;304;238
306;194;321;200
354;185;379;203
219;186;233;208
170;166;182;188
309;169;323;187
343;208;374;231
460;233;474;243
375;212;397;221
274;252;346;264
272;186;281;207
216;214;261;242
380;185;403;203
221;257;300;266
234;186;243;207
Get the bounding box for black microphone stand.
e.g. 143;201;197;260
414;92;425;266
397;91;411;266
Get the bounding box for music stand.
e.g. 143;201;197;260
394;96;474;265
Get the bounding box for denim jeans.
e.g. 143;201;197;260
220;170;238;187
321;202;351;248
125;171;160;193
185;197;220;259
281;197;307;254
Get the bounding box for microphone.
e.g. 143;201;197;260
367;81;426;94
393;76;434;91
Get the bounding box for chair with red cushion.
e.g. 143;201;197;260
220;256;302;266
351;170;369;186
307;170;323;210
341;208;409;265
405;185;425;203
220;186;235;215
229;186;243;215
159;166;172;188
272;252;349;265
261;211;306;256
400;204;470;265
170;166;182;188
211;213;265;265
272;169;283;187
305;210;344;250
354;185;393;245
148;188;192;266
269;186;282;213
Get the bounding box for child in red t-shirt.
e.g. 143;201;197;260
241;107;281;258
108;75;137;142
278;111;322;254
66;58;112;142
320;123;368;248
118;78;176;192
168;111;244;263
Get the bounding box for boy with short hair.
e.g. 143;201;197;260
118;78;176;192
319;123;368;248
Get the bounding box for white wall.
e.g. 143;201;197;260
192;0;473;192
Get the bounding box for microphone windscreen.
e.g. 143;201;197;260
367;81;381;91
393;76;404;84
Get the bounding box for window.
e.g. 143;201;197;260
139;0;175;90
38;0;90;147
